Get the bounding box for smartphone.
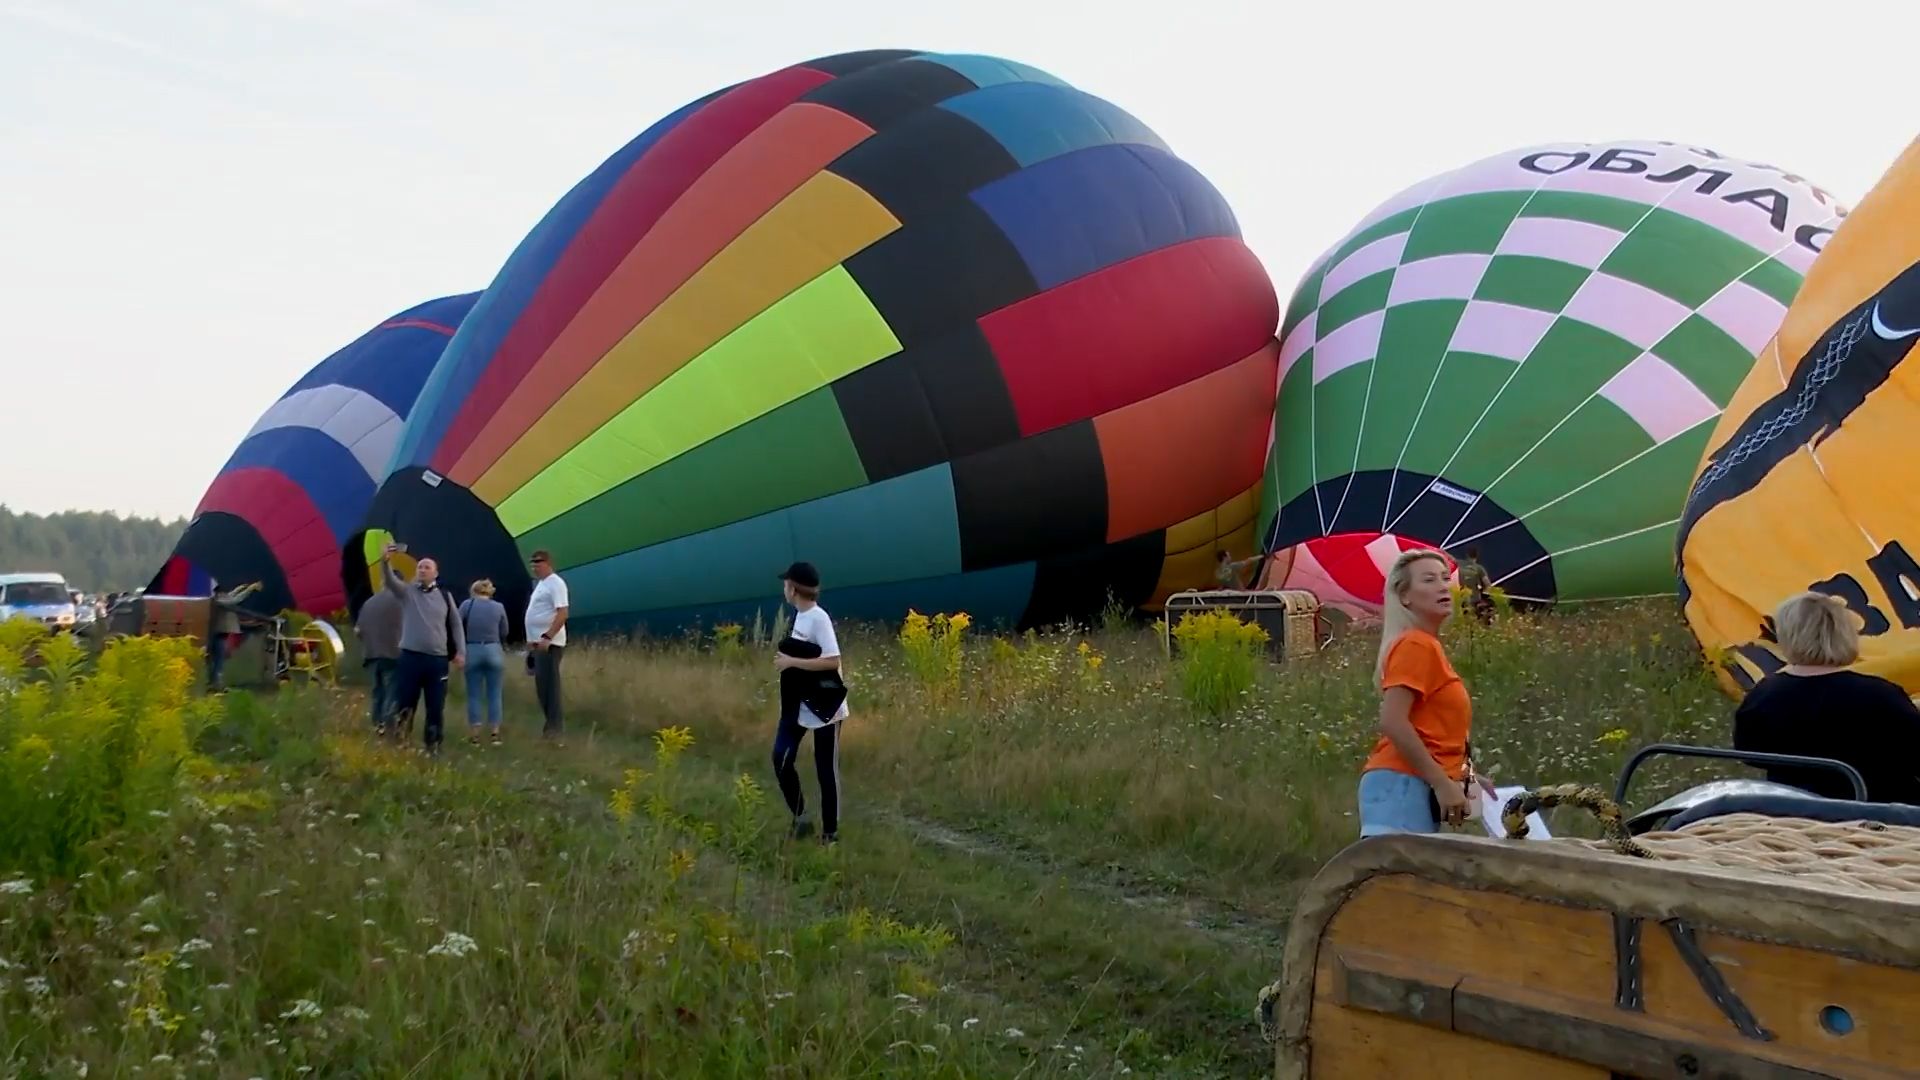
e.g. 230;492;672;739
391;542;409;554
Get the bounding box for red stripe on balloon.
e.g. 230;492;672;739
376;318;459;335
198;468;343;615
979;237;1278;439
431;65;837;480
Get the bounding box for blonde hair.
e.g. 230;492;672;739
1375;549;1453;682
1773;591;1859;667
470;579;496;599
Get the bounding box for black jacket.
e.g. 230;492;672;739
777;636;847;725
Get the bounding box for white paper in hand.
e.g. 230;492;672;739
1478;783;1552;840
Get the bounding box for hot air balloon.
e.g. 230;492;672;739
1259;140;1844;617
361;50;1278;636
153;293;480;617
1681;137;1920;696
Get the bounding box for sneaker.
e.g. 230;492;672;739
789;818;816;841
490;731;502;747
821;832;839;848
468;732;481;747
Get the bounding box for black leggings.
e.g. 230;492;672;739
772;715;840;836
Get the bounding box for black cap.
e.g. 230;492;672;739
779;561;820;588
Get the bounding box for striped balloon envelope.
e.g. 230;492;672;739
1260;140;1844;610
1258;533;1456;621
153;293;478;617
364;50;1278;635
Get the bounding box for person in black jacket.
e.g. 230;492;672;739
1734;591;1920;804
770;562;849;845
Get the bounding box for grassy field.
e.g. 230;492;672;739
0;600;1738;1077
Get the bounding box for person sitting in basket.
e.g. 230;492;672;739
1734;591;1920;805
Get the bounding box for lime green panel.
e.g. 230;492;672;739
1546;520;1683;600
1651;315;1760;405
1315;270;1392;338
1271;359;1317;505
516;389;867;562
1474;255;1589;312
1446;320;1641;492
1518;191;1648;232
1600;207;1766;308
1354;300;1468;475
496;266;902;535
1521;422;1709;557
1478;400;1650;523
1312;364;1371;485
1741;258;1804;308
1401;191;1529;262
1398;352;1513;475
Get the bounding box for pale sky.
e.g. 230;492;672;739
2;0;1910;520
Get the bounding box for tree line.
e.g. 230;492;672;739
0;505;186;593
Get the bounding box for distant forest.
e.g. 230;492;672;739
0;506;187;594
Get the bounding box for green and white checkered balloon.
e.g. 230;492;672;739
1260;140;1846;606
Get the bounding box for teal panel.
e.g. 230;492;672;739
566;463;961;617
569;562;1038;638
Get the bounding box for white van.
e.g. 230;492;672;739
0;572;79;633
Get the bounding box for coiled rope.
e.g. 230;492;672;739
1502;784;1652;858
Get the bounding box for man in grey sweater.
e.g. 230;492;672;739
355;586;404;734
380;544;465;755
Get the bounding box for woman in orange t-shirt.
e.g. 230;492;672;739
1357;549;1474;837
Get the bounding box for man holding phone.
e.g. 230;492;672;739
380;543;465;756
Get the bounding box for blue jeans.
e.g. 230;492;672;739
1357;769;1438;837
464;643;504;730
366;657;397;729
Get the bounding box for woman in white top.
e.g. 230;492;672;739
771;561;848;846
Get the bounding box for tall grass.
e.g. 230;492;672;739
0;600;1737;1077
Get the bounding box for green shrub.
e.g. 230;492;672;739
0;623;220;878
1171;609;1268;716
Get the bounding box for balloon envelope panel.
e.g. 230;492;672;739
1261;140;1844;609
1680;137;1920;696
153;293;478;616
369;50;1277;634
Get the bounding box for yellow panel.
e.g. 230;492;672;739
1144;483;1261;610
473;172;900;505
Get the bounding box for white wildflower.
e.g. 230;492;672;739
280;999;323;1021
963;1018;980;1030
340;1006;371;1022
0;879;31;896
139;924;160;935
243;928;258;936
1004;1028;1026;1039
179;938;213;954
209;983;231;991
24;976;50;997
621;930;642;960
150;1054;173;1064
210;822;233;835
427;931;478;958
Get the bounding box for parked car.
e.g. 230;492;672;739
0;572;79;633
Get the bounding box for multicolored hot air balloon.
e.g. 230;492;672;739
363;50;1278;635
1681;137;1920;696
154;293;479;617
1260;140;1844;616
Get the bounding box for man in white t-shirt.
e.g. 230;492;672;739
524;549;569;743
771;561;848;845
